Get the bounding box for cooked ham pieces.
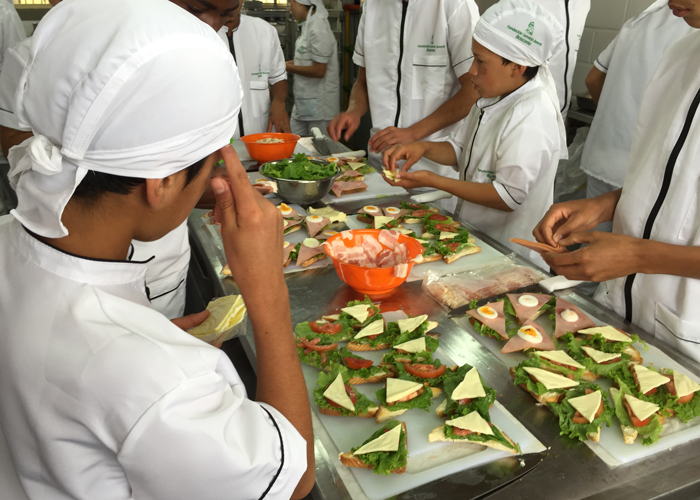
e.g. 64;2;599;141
284;219;302;231
305;216;330;238
339;169;363;178
296;242;325;266
331;180;368;198
278;204;301;220
282;242;295;265
554;298;596;339
466;301;508;340
323;231;412;276
501;320;556;353
506;293;553;324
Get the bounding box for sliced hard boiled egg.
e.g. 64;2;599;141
517;325;543;344
278;203;293;216
326;157;339;162
477;306;498;320
518;294;539;307
306;215;323;223
322;230;338;237
283;241;291;248
385;207;401;215
255;178;267;183
303;238;321;248
560;309;579;323
363;205;380;214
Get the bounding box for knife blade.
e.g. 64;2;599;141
311;127;331;156
396;451;547;500
448;283;548;318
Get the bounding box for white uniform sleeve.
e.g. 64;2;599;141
307;19;336;65
118;371;307;500
593;35;618;74
267;25;287;85
352;4;367;68
445;1;478;78
0;37;30;131
0;7;25;69
492;97;558;211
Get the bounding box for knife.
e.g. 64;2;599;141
311;127;346;155
448;283;548;318
396;451;547;500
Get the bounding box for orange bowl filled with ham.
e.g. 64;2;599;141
323;229;424;296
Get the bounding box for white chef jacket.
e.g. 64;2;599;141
0;219;306;500
580;5;694;189
0;0;24;75
353;0;478;179
594;32;700;363
540;0;590;118
0;36;29;131
291;11;340;123
448;73;562;269
218;16;287;138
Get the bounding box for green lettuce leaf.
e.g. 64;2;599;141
564;333;634;381
375;385;433;412
313;367;377;417
394;357;451;385
547;383;613;442
262;153;338;180
338;295;382;329
338;347;391;380
442;364;497;420
294;321;353;344
444;422;520;452
351;420;408;475
297;347;340;370
611;381;664;445
512;357;575;396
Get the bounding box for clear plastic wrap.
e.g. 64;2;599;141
421;254;547;310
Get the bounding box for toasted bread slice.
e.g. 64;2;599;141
339;422;407;474
320;405;378;418
347;372;392;385
376;387;442;423
443;245;482;264
402;217;423;224
623;346;643;364
346;342;391;351
284;225;302;236
620;424;639;444
428;423;519;454
435;399;447;418
221;264;231;276
357;214;374;224
426;321;439;333
416;253;443;264
581;371;598;382
322;314;340;322
420;233;437;240
284;257;292;268
509;367;565;404
301;254;327;268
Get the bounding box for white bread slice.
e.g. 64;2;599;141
322;314;340;322
284;225;302;235
428;423;519;454
376;387;443;423
416;253;443;264
339;422;407;474
443;245;482;264
623;346;643;364
301;254;326;268
319;405;378;418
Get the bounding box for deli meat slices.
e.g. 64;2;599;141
506;293;553;324
554;298;596;339
466;301;508;340
331;180;368;198
296;241;325;267
324;231;412;277
305;216;331;238
282;242;295;266
502;320;555;353
378;229;399;250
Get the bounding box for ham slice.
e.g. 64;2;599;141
466;301;508;340
506;293;553;324
339;169;363;178
554;298;597;339
296;242;325;266
282;242;295;265
378;229;400;250
510;238;567;254
382;207;407;219
305;216;330;238
284;219;302;232
501;320;555;353
331;180;368;198
278;204;301;220
316;230;338;240
361;235;383;260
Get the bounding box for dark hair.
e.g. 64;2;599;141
73;157;207;203
501;57;539;81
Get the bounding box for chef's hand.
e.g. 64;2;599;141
268;100;291;133
285;60;294;72
369;126;417;154
211;145;285;301
171;310;210;331
542;231;644;282
382;169;436;190
533;197;614;247
383;142;427;173
197;173;272;208
328;110;361;142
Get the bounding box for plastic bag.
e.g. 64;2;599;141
554;127;589;204
422;254;547;310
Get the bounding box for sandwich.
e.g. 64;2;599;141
331;180;368;198
566;325;646;364
368;217;404;231
435;364;497;418
374;377;441;423
294;238;327;268
346;317;395;351
338;296;382;331
610;381;665;445
336;169;365;182
563;334;633;380
504;293;555;325
413;239;443;264
381;334;439;369
501;321;556;353
338;347;393;384
294;315;353;344
433;229;481;264
421;217;461;239
548;384;613;442
356;205;383;225
428;411;520;454
513;350;597;384
510;362;580;404
656;368;700;423
550;297;596;339
392;357;457;386
337;157;374;175
339;420;408;475
277;202;302;220
400;201;439;223
303;215;332;238
314;368;378;418
465;300;511;340
283;218;302;235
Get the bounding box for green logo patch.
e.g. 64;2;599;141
507;22;542;47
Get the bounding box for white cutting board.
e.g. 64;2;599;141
322;172;407;204
452;296;700;466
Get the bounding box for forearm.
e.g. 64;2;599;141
287;63;325;79
585;67;606;105
639;240;700;279
421;141;458;167
346;67;369;117
270;80;288;107
429;175;512;212
594;188;622;224
0;126;33;157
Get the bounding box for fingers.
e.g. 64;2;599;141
212;176;235;226
170;309;211;330
267;119;273;133
382;146;402;170
327;116;341;142
557;231;595;248
533;207;566;247
220;144;257;220
399;156;419;174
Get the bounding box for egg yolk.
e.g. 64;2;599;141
522;327;537;337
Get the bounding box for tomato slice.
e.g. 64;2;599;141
411;209;430;217
404;363;446;379
326;383;358;408
445;242;461;252
310;321;343;334
434;223;457;233
429;214;449;222
299;338;338;351
457;398;472;405
666;380;695;403
408;203;424;209
344;357;373;369
623;400;650;427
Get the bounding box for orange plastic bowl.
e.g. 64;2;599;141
241;133;300;164
325;229;424;296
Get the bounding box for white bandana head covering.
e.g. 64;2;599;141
473;0;567;155
297;0;329;20
9;0;241;238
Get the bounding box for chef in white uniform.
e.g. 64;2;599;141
218;3;290;136
0;1;314;499
0;0;25;74
285;0;340;137
580;0;695;207
534;2;700;362
383;0;566;269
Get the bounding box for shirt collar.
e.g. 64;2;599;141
476;72;543;112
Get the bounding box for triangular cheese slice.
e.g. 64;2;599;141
342;304;370;323
522;367;579;390
322;374;355;411
347;161;365;171
439;232;457;240
415;239;430;244
581;346;622;364
397;314;429;334
393;337;427;353
446;412;494;436
394;228;413;235
578;326;630;342
386;378;423;403
354;320;384;340
451;367;486;400
673;371;700;398
353;424;402;455
534;350;585;370
568;390;602;424
634;365;670;394
624;394;659;422
374;216;395;229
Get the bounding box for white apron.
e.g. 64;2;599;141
0;219;307;500
595;32;700;363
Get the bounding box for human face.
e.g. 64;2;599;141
468;40;528;99
224;0;244;32
289;0;310;22
169;0;240;31
668;0;700;28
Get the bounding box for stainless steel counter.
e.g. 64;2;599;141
187;198;700;500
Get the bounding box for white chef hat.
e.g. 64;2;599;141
473;0;567;155
296;0;329;20
8;0;241;238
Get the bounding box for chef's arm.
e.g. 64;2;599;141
285;60;327;79
0;125;33;157
383;140;458;172
327;67;369;142
268;80;291;133
585;66;606;105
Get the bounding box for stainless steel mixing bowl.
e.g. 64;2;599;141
258;160;341;206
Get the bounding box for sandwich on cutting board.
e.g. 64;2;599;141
435;365;496;418
314;370;378;418
428;411;520;454
375;377;442;423
339;421;408;475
